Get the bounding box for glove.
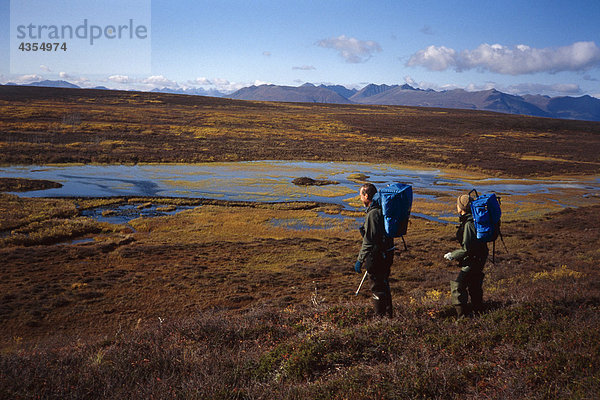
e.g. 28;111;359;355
354;260;362;273
444;252;454;261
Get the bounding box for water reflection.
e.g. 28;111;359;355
80;203;196;226
2;161;598;216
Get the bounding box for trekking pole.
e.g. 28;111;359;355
355;271;368;295
492;233;509;264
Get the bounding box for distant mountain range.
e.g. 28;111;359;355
229;83;353;104
3;80;599;122
4;80;81;89
229;83;600;122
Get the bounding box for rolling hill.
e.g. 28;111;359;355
3;80;599;121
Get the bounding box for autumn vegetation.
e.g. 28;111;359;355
1;86;599;176
0;86;599;399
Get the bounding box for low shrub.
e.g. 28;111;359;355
2;299;599;399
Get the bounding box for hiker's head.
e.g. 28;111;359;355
360;183;377;207
456;194;470;215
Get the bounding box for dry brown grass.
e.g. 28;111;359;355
1;187;598;351
1;86;599;176
0;197;599;399
0;85;599;398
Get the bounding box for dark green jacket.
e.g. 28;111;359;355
450;213;488;272
357;200;394;267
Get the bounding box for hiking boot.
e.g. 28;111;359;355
472;302;483;316
385;300;393;318
372;294;387;317
455;305;466;320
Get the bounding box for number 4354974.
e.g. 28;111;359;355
19;42;67;51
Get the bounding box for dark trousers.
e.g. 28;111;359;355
364;249;393;317
370;272;393;317
450;269;485;310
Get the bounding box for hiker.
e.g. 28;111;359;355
354;183;395;317
444;194;489;319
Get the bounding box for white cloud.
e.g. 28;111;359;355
13;74;43;83
211;78;243;91
406;45;456;71
403;75;585;96
186;77;259;93
141;75;179;89
400;76;459;91
292;65;316;70
58;72;90;86
211;78;232;87
108;75;131;84
316;35;382;63
504;83;582;96
188;77;212;86
40;65;52;72
407;41;600;75
253;79;271;86
464;82;497;92
403;76;417;86
263;51;272;57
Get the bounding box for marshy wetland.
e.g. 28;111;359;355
1;87;599;399
2;161;598;222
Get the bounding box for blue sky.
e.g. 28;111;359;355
1;0;599;97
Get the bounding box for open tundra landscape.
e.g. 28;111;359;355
1;86;600;399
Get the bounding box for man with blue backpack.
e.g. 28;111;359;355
444;192;497;319
354;183;395;317
354;182;412;318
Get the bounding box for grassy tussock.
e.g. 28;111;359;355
0;194;132;246
0;194;77;231
128;204;347;243
0;193;598;398
0;217;106;246
1;300;598;399
0;178;61;192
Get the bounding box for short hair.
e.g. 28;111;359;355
360;183;377;199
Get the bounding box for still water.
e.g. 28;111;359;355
2;161;598;210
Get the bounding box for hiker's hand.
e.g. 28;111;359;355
444;252;454;261
354;260;362;273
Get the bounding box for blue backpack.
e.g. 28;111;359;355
377;183;413;248
469;189;506;262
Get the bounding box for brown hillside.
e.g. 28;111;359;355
1;86;599;176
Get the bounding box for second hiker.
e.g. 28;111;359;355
444;194;489;319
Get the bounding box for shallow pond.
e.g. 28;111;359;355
80;203;196;226
1;161;598;223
